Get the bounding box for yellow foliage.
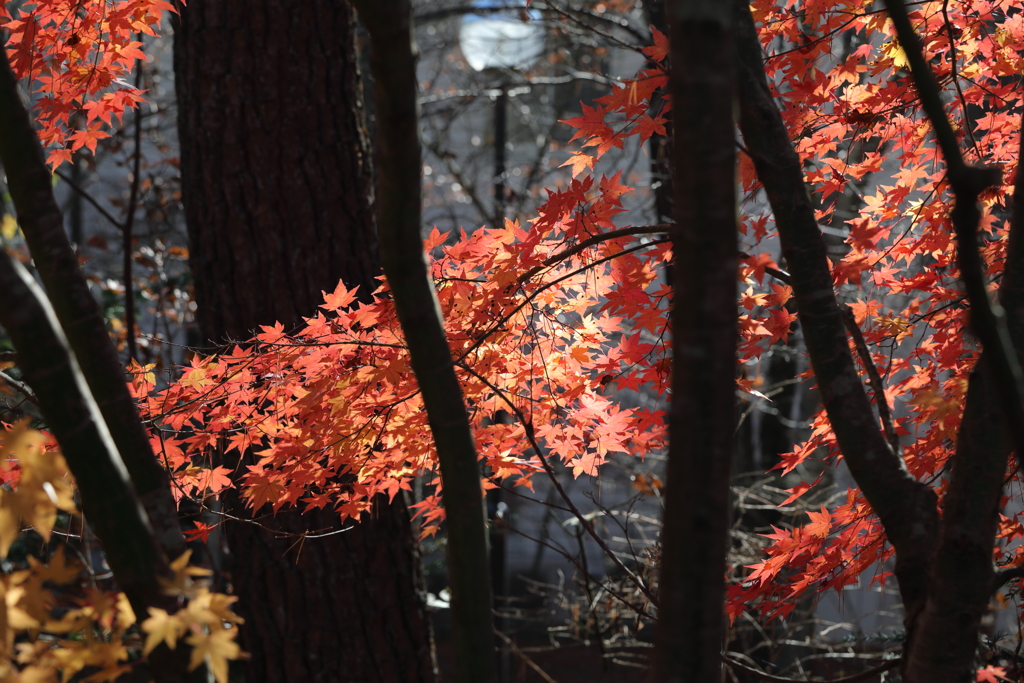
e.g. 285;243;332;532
0;426;244;682
142;585;245;683
0;422;76;558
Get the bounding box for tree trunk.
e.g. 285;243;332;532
733;1;940;626
173;2;436;682
349;2;496;681
648;2;736;682
0;48;202;680
174;0;379;339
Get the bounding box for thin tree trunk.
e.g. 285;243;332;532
172;2;436;681
642;0;672;227
0;245;202;683
348;2;496;682
0;34;186;563
648;2;736;682
733;2;940;627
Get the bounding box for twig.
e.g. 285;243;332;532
842;308;900;453
721;654;901;683
53;169;126;231
752;258;900;452
517;224;670;284
122;35;145;363
0;369;38;405
455;360;659;605
940;0;979;157
993;565;1024;593
494;629;559;683
457;237;669;364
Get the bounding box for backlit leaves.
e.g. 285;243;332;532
2;0;175;168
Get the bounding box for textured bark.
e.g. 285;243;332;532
222;500;436;683
349;2;496;681
174;0;378;340
902;363;1005;683
648;3;735;683
733;1;939;625
173;3;436;682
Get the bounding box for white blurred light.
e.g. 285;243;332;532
459;0;544;72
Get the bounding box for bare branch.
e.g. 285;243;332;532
721;654;901;683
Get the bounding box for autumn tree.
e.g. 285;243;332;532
14;0;1024;681
171;0;436;680
728;2;1024;681
0;16;235;680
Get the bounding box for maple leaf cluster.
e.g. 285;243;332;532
558;31;668;178
2;0;174;168
136;209;671;536
128;34;684;539
726;0;1024;622
0;424;244;683
115;0;1024;636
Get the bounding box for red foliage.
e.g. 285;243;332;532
2;0;174;168
15;0;1024;631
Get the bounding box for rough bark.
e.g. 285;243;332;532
0;37;186;563
348;2;496;681
174;0;379;340
0;251;203;683
221;501;436;683
648;2;736;683
733;0;939;626
173;3;436;682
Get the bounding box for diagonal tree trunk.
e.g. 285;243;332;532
0;28;186;565
172;2;436;681
733;3;940;630
347;2;496;681
0;47;203;683
735;5;1024;681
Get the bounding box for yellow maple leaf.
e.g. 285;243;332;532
114;593;136;631
160;550;213;597
186;588;243;627
179;367;211;391
881;38;908;69
141;607;186;655
186;627;241;683
28;547;81;585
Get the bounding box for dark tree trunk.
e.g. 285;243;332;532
173;2;436;682
649;2;736;682
351;2;496;680
174;0;379;339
